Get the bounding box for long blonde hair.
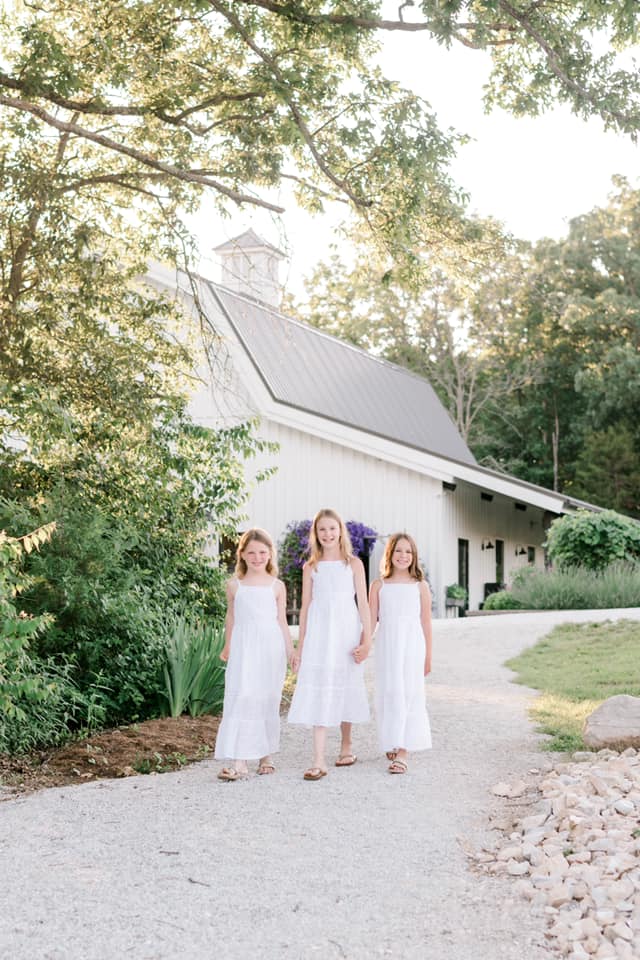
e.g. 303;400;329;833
380;532;424;581
308;508;353;567
234;528;277;578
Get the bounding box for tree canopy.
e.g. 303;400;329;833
2;1;640;262
293;178;640;516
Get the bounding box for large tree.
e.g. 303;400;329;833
2;1;640;266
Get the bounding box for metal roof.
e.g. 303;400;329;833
208;282;477;466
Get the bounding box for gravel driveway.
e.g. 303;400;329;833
3;608;640;960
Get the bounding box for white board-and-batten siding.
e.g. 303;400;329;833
244;419;444;608
440;480;548;610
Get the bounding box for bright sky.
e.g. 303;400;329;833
192;30;640;296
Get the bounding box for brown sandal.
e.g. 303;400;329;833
388;759;408;774
303;767;328;781
217;767;248;781
335;753;357;767
257;761;276;775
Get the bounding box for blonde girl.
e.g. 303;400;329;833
369;532;432;774
216;528;294;781
288;508;371;780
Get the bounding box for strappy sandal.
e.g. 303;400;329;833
257;761;276;775
303;767;327;781
386;750;398;761
388;759;408;775
217;767;248;781
335;753;357;767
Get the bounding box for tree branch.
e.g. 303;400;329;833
497;0;640;133
0;70;264;126
0;94;285;212
226;0;515;35
209;0;371;208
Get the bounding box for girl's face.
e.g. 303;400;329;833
316;517;341;549
391;538;413;572
241;539;271;572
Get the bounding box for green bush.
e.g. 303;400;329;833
0;490;229;728
0;523;106;753
545;509;640;570
483;590;524;610
489;562;640;611
162;613;226;718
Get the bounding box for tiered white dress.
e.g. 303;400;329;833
374;582;432;752
288;561;370;727
214;579;287;761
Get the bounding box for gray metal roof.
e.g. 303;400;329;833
208;282;477;466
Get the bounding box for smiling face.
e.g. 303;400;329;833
381;532;423;581
315;516;341;550
391;537;414;572
241;539;272;573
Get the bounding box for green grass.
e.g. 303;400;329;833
506;619;640;751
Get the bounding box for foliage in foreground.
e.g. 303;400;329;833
0;523;105;754
506;619;640;751
162;614;226;719
484;562;640;612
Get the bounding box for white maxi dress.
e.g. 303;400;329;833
374;582;432;752
288;561;370;727
214;579;286;761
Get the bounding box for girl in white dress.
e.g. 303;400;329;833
289;508;371;781
216;528;294;781
369;532;432;774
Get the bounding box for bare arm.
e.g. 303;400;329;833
419;581;433;677
275;579;295;668
352;557;372;662
292;562;313;671
368;578;382;641
220;578;238;662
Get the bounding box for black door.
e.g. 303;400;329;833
458;538;469;613
495;539;504;586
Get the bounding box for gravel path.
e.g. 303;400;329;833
3;608;640;960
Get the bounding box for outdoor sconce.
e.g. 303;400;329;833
515;544;527;556
481;538;494;550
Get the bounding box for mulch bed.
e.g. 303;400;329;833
0;714;221;797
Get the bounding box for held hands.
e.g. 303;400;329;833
287;648;299;673
352;643;371;665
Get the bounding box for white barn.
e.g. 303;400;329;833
149;231;597;617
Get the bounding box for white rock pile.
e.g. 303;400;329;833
478;749;640;959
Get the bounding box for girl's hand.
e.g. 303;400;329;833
424;658;432;677
352;643;370;664
220;647;230;662
290;651;300;673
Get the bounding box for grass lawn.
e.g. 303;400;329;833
506;619;640;752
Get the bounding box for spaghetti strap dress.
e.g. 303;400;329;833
214;579;287;761
288;561;370;727
374;582;432;752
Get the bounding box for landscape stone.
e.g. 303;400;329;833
583;697;640;750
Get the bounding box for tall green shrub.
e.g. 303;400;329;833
545;509;640;570
484;562;640;611
162;614;226;718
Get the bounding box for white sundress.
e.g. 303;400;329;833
374;582;432;753
214;579;287;761
288;561;370;727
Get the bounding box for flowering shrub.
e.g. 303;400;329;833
279;520;312;584
345;521;378;559
278;519;378;611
